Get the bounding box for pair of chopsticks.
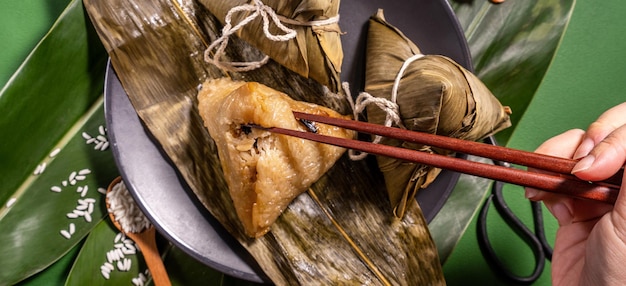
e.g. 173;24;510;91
251;111;621;204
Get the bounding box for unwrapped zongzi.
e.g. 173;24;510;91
197;78;355;237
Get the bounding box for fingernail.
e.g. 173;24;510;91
571;154;595;174
525;188;538;199
574;138;595;159
551;202;573;225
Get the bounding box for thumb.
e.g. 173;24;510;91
572;124;626;182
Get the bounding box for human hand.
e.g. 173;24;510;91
525;102;626;286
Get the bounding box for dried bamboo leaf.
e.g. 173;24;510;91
364;10;511;218
197;0;343;92
84;0;444;284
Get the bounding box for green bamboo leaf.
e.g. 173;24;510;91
430;0;575;262
450;0;575;144
428;156;494;263
0;0;116;284
65;219;146;285
18;243;82;286
162;245;262;286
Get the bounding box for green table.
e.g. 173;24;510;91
2;1;625;285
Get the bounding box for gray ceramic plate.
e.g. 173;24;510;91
105;0;471;283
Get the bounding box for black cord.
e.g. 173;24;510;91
476;136;554;284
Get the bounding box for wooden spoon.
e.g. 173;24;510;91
106;176;171;286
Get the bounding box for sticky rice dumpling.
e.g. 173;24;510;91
198;0;343;92
364;10;512;218
197;78;355;237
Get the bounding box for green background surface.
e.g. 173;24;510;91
1;1;625;285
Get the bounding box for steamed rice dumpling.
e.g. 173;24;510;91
365;10;511;218
197;78;355;237
198;0;343;92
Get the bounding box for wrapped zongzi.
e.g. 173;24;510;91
198;0;343;92
364;10;512;218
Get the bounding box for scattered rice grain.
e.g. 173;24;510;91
60;230;71;239
70;179;77;186
67;213;79;219
6;197;17;208
114;232;123;243
101;141;110;151
75;175;86;181
62;180;68;187
101;269;111;280
95;141;104;150
99;125;106;135
86;138;96;144
84;212;92;222
50;186;62;193
78;168;91;175
82;132;92;140
49;148;61;157
98;187;107;194
69;223;76;234
69;171;77;182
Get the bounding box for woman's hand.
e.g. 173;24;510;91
525;102;626;285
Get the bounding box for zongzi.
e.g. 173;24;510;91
198;0;343;92
364;10;511;218
197;78;355;237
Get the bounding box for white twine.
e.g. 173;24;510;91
347;53;425;160
204;0;339;72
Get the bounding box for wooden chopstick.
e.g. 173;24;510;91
247;112;620;204
293;111;623;187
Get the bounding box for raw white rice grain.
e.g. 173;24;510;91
104;262;115;271
66;213;79;219
79;168;91;175
82;132;92;140
86;138;96;144
62;180;68;187
69;223;76;234
76;204;88;211
107;180;152;233
101;268;111;280
97;135;107;142
117;260;125;271
50;186;62;193
49;148;61;157
70;179;77;186
114;232;123;243
87;202;94;213
81;188;88;198
114;243;124;249
6;197;17;208
75;175;86;181
60;230;71;239
69;171;77;181
100;141;110;151
84;212;92;222
98;187;107;194
94;141;104;150
99;125;106;135
122;246;136;255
